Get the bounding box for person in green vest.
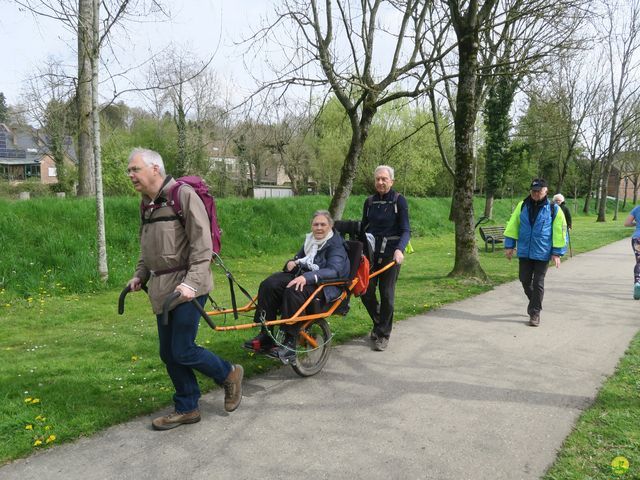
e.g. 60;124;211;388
504;178;567;327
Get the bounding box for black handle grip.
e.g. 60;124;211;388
118;284;148;315
118;285;132;315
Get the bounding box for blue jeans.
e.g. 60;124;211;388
156;296;232;413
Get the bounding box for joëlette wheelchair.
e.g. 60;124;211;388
118;220;395;377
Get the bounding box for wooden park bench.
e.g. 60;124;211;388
479;225;506;252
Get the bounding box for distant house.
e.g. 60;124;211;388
0;123;76;184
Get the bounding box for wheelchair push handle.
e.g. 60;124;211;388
118;283;148;315
160;291;216;329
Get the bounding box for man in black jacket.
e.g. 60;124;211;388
360;165;411;351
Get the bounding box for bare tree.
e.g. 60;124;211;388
22;58;76;191
429;0;586;278
147;48;214;176
595;0;640;221
246;0;452;219
15;0;167;282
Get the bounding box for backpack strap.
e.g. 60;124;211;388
168;181;187;226
366;191;400;216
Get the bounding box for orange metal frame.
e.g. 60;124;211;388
209;261;397;343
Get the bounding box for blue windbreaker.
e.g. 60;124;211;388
504;199;567;261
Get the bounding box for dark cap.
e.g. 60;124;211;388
530;178;547;191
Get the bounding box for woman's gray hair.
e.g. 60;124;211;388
553;193;565;203
128;148;166;176
312;209;334;227
375;165;394;180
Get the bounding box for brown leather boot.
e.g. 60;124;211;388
152;409;200;431
223;364;244;412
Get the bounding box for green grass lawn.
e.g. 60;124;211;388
0;200;638;477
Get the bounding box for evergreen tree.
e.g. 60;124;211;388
0;93;8;124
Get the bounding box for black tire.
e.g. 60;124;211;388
291;318;332;377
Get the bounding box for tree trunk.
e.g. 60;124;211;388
597;162;611;222
91;0;108;282
329;108;374;220
483;193;494;219
77;0;95;196
448;24;486;280
175;94;187;177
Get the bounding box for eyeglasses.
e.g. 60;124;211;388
312;222;329;227
126;166;145;174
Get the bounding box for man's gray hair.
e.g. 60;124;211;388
312;209;334;227
128;148;165;176
374;165;394;180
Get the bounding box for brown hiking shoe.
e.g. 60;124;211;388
373;336;389;351
529;313;540;327
223;364;244;412
152;409;200;431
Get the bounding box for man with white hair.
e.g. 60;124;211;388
360;165;410;351
126;147;243;430
552;193;572;230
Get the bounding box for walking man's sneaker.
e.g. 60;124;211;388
369;330;378;341
529;313;540;327
223;364;244;412
634;282;640;300
152;409;201;430
373;336;389;351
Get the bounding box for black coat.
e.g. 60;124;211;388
293;231;350;302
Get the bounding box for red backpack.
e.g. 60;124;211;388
141;176;222;254
170;176;222;254
351;254;370;297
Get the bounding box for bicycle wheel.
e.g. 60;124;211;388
291;318;332;377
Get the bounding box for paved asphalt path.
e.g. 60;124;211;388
2;239;638;480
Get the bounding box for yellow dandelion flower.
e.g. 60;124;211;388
44;425;51;431
30;398;40;404
24;397;32;403
35;415;46;421
33;439;42;446
25;424;33;430
4;304;11;307
131;355;139;362
46;435;56;443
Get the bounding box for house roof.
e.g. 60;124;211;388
0;123;76;166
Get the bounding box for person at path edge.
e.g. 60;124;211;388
126;147;243;430
504;178;567;327
623;205;640;299
360;165;410;351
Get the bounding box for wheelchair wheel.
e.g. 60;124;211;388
291;318;332;377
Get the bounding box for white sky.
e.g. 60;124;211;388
0;0;271;108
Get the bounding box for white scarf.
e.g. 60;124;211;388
296;230;334;271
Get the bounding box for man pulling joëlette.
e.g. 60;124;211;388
126;147;243;431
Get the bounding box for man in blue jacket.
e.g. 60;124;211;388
360;165;411;350
504;178;567;327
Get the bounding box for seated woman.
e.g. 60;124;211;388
243;210;350;361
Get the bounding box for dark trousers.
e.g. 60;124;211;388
518;258;549;316
361;261;401;339
156;296;232;413
632;238;640;283
254;271;317;336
